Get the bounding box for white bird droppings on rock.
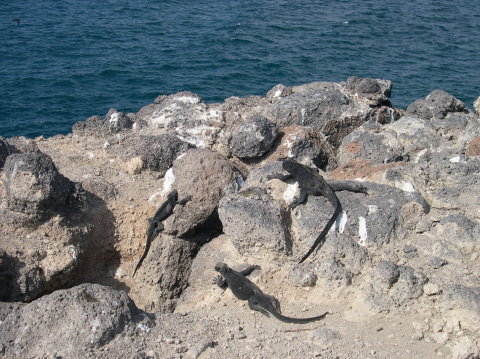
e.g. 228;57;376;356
109;112;119;126
162;168;175;194
283;182;300;205
358;216;368;246
336;211;348;233
367;205;378;214
398;181;415;192
68;245;78;261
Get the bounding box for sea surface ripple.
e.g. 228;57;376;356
1;0;479;137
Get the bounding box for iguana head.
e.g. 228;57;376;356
281;158;299;173
166;189;178;200
214;262;231;275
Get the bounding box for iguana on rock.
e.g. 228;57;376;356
267;159;368;263
214;262;329;324
132;189;191;277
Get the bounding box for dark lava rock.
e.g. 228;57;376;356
132;233;199;312
229;115;278;158
406;90;466;120
164;148;240;237
72;108;133;135
104;108;133;133
375;261;400;288
218;187;288;256
270;82;352;128
0;283;138;358
444;284;480;314
345;76;392;105
72;114;105;135
288;262;318;287
426;256;448;269
0;137;10;169
118;134;192;175
390;266;427;305
3;152;74;218
402;244;418;259
266;83;293;99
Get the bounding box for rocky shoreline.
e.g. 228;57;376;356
1;77;479;358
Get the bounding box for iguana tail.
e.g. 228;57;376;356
267;308;330;324
299;197;342;264
250;296;330;324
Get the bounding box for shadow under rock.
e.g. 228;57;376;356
69;189;131;295
179;208;224;244
0;251;23;302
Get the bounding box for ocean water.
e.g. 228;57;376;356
1;0;479;138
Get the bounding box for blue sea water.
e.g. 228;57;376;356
1;0;479;138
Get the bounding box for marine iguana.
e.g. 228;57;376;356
214;262;329;324
267;159;368;263
132;189;191;277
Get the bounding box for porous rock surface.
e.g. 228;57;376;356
0;283;138;358
1;78;479;358
3;152;74;218
229;115;277;158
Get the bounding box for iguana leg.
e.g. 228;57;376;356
239;265;260;277
248;297;271;317
177;195;192;206
213;275;228;289
288;189;308;209
329;180;370;195
266;173;293;182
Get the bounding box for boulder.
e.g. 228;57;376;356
136;91;224;148
131;233;198;312
266;78;394;147
266;83;293;100
218;187;289;257
430;214;480;243
0;137;10;169
0;166;114;303
287;262;318;287
374;261;400;288
365;264;427;311
337;120;406;166
72;114;105;135
344;76;392;106
229;115;277;158
273;126;336;169
163;148;240;237
104;108;133;133
0;197;106;302
72;108;133;136
443;284;480;331
406;90;466;120
389;265;427;304
474;96;480;116
218;78;396;152
112;134;192;175
4;136;40;154
412;154;480;213
269;82;352;128
3;152;74;219
0;283;138;358
290;181;428;250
